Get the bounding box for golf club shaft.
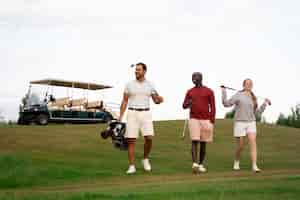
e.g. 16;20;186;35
182;118;188;138
223;86;237;91
221;86;268;101
181;110;190;139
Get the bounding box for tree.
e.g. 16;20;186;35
225;109;235;119
0;108;5;123
276;103;300;128
276;113;288;126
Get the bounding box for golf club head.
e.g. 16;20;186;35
130;64;135;68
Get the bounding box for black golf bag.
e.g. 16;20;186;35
100;120;128;150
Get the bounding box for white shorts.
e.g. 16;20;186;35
125;110;154;138
234;121;257;137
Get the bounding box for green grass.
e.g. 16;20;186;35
0;120;299;199
2;176;300;200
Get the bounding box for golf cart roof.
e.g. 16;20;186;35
30;79;113;90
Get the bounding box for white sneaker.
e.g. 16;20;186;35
233;160;240;170
142;159;151;172
252;165;261;173
192;163;200;174
198;164;207;173
126;165;136;174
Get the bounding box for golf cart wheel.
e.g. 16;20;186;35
17;117;24;125
36;114;49;125
17;117;29;125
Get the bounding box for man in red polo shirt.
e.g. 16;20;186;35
182;72;216;173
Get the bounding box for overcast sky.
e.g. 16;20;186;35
1;0;300;122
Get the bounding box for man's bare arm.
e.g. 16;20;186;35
119;93;129;121
151;91;164;104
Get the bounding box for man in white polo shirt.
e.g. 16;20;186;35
119;62;164;174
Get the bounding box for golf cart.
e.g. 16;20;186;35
18;79;116;125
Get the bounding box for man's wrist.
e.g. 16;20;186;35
118;114;123;121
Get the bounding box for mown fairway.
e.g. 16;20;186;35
0;120;299;200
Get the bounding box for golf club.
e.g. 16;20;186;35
220;85;271;105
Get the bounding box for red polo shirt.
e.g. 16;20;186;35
183;86;216;123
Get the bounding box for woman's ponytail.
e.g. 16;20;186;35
250;91;258;111
243;79;258;111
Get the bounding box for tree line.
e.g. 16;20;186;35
276;104;300;128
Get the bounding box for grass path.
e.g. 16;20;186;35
4;169;300;195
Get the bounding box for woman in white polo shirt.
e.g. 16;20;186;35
119;63;164;174
221;79;271;172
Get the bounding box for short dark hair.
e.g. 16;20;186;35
136;62;147;71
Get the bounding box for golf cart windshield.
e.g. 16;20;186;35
24;93;44;106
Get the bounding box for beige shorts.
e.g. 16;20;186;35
188;119;214;142
125;110;154;138
234;121;257;137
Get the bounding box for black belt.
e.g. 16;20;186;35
128;107;150;111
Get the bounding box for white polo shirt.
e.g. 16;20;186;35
124;80;156;109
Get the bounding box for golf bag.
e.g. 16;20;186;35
100;120;128;150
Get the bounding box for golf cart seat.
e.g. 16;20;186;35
86;101;103;109
48;97;71;110
70;98;87;111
